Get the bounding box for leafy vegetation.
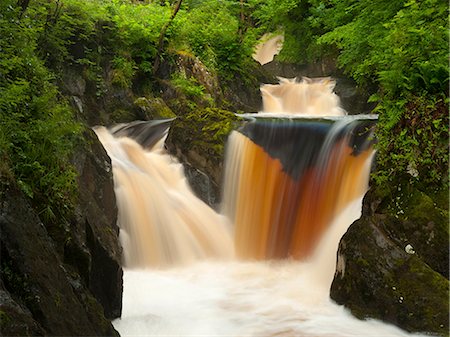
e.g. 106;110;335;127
2;0;447;223
175;0;257;79
250;0;449;190
0;0;261;223
0;1;82;221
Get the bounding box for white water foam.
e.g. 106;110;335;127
113;197;427;337
114;263;424;337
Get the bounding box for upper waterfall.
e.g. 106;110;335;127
260;77;346;116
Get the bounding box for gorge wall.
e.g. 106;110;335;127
1;130;122;336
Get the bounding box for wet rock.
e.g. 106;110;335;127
0;282;44;337
331;189;449;335
0;175;119;336
183;163;218;206
70;129;123;319
167;107;241;201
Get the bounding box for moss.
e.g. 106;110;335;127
134;97;176;119
170;107;240;159
110;109;137;123
394;256;449;335
167;107;241;186
0;310;12;326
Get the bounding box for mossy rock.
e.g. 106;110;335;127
167;107;241;195
331;188;449;335
331;213;449;335
372;183;449;278
134;97;176;119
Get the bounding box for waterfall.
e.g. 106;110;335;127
260;77;345;116
222;119;374;262
95;78;424;336
94;123;233;268
253;33;284;65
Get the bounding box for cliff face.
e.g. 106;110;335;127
0;130;122;336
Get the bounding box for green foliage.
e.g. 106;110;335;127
171;72;207;100
111;55;137;88
251;0;449;189
30;0;172;91
108;2;171;74
316;0;448;91
174;0;257;79
12;0;260;96
374;94;448;189
0;1;82;221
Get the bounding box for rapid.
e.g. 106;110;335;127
95;77;426;336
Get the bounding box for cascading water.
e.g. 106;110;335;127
94;123;233;268
252;33;284;65
95;77;426;336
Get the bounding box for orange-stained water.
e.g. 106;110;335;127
222;125;374;261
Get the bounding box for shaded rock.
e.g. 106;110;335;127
134;96;176;119
59;65;142;126
0;175;119;336
222;61;275;113
331;189;449;335
183;163;218;207
166;108;241;201
0;282;44;337
70;129;123;319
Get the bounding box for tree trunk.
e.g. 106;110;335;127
153;0;183;77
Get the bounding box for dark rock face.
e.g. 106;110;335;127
221;63;273;113
0;176;119;336
331;189;449;335
0;130;122;336
183;163;218;207
0;282;44;336
60;66;144;127
71;129;123;319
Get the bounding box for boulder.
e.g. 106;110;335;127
0;281;44;336
166;108;241;205
331;188;449;335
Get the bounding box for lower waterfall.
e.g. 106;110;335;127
94;78;427;336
